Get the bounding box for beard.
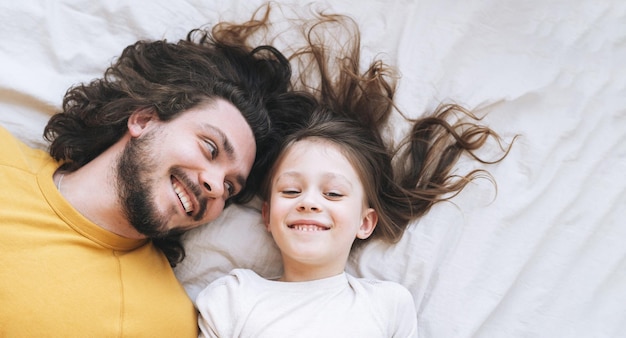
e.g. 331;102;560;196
116;131;172;239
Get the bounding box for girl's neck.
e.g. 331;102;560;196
280;257;347;282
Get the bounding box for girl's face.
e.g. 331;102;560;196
262;138;377;281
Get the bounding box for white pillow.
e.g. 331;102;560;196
174;202;282;304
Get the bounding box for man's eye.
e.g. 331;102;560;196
204;140;217;159
225;182;235;197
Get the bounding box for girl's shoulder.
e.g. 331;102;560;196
345;273;414;302
346;273;418;334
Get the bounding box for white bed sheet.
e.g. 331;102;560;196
1;0;624;336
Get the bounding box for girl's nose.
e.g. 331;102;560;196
296;194;322;212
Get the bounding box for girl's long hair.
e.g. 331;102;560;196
255;4;513;244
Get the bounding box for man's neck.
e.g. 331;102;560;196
54;139;146;240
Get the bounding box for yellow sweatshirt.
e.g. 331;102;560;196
0;126;197;337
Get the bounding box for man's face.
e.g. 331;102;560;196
117;99;256;238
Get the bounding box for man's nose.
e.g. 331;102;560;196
200;171;225;199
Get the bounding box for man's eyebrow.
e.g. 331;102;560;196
235;174;246;190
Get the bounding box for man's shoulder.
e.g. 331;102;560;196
0;125;52;169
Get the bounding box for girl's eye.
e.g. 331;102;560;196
325;192;344;198
281;189;300;195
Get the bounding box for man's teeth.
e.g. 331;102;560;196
291;224;327;231
173;181;193;214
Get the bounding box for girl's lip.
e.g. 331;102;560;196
288;219;330;229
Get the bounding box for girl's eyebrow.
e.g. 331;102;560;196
321;172;352;184
276;171;301;180
275;171;353;189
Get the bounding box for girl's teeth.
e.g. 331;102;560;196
293;224;325;231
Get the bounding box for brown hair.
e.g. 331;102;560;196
257;4;513;244
44;23;314;205
42;6;317;266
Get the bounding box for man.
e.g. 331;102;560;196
0;27;313;336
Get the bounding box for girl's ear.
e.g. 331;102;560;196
127;108;157;137
261;201;271;232
356;208;378;240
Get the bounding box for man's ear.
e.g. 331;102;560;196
356;208;378;240
127;108;157;137
261;201;271;232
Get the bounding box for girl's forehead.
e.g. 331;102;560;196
282;138;347;162
275;139;365;184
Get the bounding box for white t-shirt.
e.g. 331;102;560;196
197;268;418;337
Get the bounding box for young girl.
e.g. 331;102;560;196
195;4;511;337
197;110;419;336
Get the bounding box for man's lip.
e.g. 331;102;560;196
171;176;197;216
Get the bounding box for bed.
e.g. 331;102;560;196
1;0;624;336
